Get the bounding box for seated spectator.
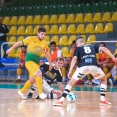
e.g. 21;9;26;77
13;45;27;83
50;41;62;63
61;40;77;83
96;42;114;82
109;54;117;85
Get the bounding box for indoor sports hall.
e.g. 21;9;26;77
0;0;117;117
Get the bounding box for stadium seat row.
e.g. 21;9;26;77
1;1;117;16
7;23;113;36
3;12;117;26
11;0;74;6
8;45;117;58
7;35;96;47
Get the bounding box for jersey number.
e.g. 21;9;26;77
84;46;91;53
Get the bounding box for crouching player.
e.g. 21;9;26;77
27;57;64;99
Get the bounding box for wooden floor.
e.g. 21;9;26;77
0;83;117;117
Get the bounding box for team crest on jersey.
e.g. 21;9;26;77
35;46;41;52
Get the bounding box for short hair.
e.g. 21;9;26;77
50;41;56;46
38;27;46;33
76;36;84;41
99;42;106;46
21;45;27;48
56;57;64;62
72;40;76;44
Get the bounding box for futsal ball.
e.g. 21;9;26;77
66;92;77;102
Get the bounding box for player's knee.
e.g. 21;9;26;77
30;78;36;84
35;70;42;77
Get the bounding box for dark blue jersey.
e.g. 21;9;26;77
74;44;100;67
40;64;62;85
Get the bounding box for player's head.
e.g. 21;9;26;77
71;40;77;49
99;42;106;47
0;17;2;24
55;57;64;69
76;36;85;46
50;41;56;51
21;45;27;54
38;27;46;40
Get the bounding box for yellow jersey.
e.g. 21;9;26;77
22;36;48;64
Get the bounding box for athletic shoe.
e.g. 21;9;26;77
35;95;40;99
88;81;92;85
100;100;112;106
18;90;27;99
27;92;33;99
13;79;21;83
53;101;63;106
37;93;47;99
92;79;100;85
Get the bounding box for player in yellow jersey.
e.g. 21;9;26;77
6;27;52;99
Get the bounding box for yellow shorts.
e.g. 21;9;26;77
25;61;40;78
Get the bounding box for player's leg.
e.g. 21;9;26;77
27;83;37;98
18;61;46;99
53;67;86;106
14;63;24;83
91;66;111;105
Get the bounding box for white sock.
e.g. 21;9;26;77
100;84;107;101
17;76;20;79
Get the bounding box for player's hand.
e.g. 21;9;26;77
68;72;72;79
6;48;13;54
49;64;52;71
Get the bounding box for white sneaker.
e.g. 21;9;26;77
18;90;27;99
39;93;47;99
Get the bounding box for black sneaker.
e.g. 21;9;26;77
13;79;21;83
27;92;33;99
35;95;40;99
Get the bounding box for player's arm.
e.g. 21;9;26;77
6;41;22;54
69;56;77;74
6;37;31;54
57;82;64;92
68;48;78;78
100;47;117;62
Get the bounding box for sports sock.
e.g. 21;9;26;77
17;68;22;79
103;68;108;74
100;84;107;101
106;72;111;79
59;84;72;102
21;80;32;93
36;77;43;94
87;74;91;80
47;93;58;99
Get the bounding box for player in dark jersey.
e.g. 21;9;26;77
53;36;117;106
27;57;64;99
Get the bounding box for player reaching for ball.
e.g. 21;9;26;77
53;36;117;106
27;57;64;99
6;27;52;99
